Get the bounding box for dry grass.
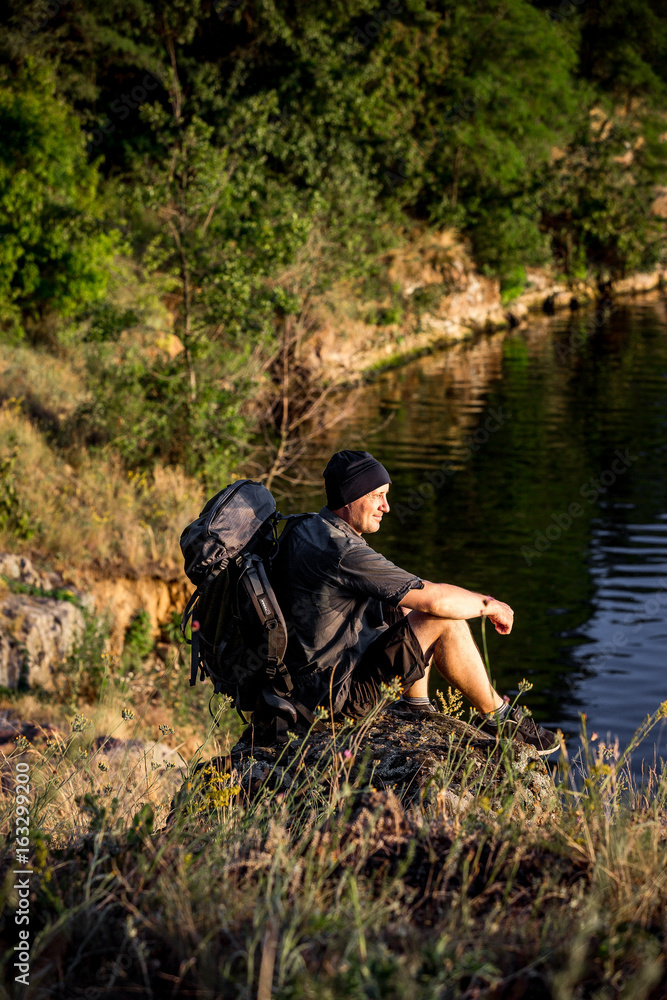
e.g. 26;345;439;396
0;345;87;425
0;696;666;999
0;401;203;574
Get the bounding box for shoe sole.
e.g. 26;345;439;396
476;726;560;756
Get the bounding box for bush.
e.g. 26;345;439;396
0;62;120;341
122;609;154;674
57;610;111;707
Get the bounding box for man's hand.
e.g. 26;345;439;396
483;598;514;635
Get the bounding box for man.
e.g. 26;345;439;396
276;449;559;755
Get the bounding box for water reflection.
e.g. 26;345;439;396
276;298;667;772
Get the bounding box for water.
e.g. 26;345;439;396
275;298;667;773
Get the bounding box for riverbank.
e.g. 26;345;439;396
300;233;667;384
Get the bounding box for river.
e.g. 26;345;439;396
276;296;667;775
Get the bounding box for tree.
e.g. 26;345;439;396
0;62;119;341
541;110;666;280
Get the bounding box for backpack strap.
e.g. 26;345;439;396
181;588;201;644
237;553;292;694
190;625;201;687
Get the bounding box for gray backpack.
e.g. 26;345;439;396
179;480;314;741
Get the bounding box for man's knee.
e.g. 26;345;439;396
438;618;472;640
408;612;472;657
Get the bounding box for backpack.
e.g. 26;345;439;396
179;479;314;743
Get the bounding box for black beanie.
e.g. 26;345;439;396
323;450;391;509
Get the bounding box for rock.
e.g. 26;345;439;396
0;552;62;592
614;271;665;296
225;707;556;814
87;575;189;650
0;594;84;690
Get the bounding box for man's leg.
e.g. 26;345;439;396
403;612;503;715
402;612;560;755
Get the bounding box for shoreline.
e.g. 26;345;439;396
302;261;667;387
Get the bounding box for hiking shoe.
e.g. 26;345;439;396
390;698;439;717
472;705;560;756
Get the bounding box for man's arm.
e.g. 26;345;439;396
399;581;514;634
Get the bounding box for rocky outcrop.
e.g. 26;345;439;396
0;553;88;690
0;552;67;594
0;551;191;690
301;229;667;383
87;575;189;650
0;593;84;691
221;706;556;814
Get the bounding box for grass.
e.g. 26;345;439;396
1;682;666;999
0;399;203;574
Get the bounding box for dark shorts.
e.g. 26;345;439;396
342;615;428;719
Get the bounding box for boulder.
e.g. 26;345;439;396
0;551;92;690
0;593;84;690
0;552;62;592
221;707;556;814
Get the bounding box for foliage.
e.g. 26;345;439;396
0;400;204;572
0;447;39;540
0;0;665;499
576;0;667;104
541;109;667;278
74;335;248;485
122;608;154;673
56;610;111;707
0;62;120;342
4;0;665;302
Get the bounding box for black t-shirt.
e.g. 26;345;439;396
274;507;423;712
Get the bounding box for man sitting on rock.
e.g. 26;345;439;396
276;449;559;755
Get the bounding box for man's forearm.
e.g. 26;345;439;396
399;581;513;633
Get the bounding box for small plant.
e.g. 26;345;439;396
57;610;110;707
436;685;464;719
3;577;83;605
500;265;527;305
364;305;404;326
0;447;40;540
122;609;154;673
409;281;451;316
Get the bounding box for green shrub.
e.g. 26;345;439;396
122;609;154;673
0;447;40;540
58;611;111;707
0;62;120;342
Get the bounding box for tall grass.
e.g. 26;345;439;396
0;401;203;572
1;695;666;999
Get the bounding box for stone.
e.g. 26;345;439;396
0;552;61;592
224;707;556;815
0;593;84;690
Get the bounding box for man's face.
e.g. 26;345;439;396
341;484;390;535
